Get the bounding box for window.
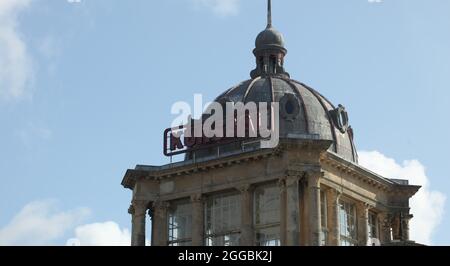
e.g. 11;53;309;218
205;192;241;246
368;212;378;239
168;200;192;246
254;184;280;246
320;190;328;246
269;55;277;73
339;200;357;246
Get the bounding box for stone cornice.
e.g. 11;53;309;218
321;151;421;196
279;138;333;152
121;147;281;190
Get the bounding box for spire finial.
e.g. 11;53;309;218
267;0;272;28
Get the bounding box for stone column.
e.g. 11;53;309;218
130;200;148;246
191;194;204;246
307;172;322;246
394;211;412;242
378;212;392;244
402;214;413;241
152;201;169;246
298;179;308;245
285;175;300;246
326;189;341;246
278;177;287;246
356;202;369;246
391;213;401;241
239;185;254;246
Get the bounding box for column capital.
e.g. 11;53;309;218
284;170;303;179
132;200;149;215
280;172;303;188
378;211;393;224
306;171;323;188
325;188;342;201
132;199;149;207
190;193;203;203
356;201;371;211
236;184;254;193
128;204;134;215
152;200;170;211
305;170;324;178
378;211;388;219
278;176;287;189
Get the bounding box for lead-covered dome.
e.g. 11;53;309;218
213;77;358;162
255;26;285;51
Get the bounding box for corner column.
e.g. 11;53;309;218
279;173;301;246
152;201;169;246
287;175;301;246
402;213;412;241
191;194;204;246
307;172;322;246
378;212;392;244
356;202;369;246
326;189;341;246
130;200;148;246
278;177;287;246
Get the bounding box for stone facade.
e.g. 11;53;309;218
121;139;420;246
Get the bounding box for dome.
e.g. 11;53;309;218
255;26;285;52
209;77;358;163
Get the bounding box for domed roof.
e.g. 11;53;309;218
255;26;285;51
211;77;358;163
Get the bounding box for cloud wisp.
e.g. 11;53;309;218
0;199;90;246
0;200;135;246
66;221;131;246
358;151;446;245
191;0;241;17
0;0;34;101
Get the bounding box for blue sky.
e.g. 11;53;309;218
0;0;449;245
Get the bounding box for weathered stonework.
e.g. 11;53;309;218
122;139;420;246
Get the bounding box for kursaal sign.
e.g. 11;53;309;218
164;101;280;156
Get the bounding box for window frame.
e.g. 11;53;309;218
368;211;379;239
338;198;358;246
253;182;281;246
204;191;242;246
320;190;328;246
167;198;193;246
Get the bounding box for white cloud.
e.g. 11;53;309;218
0;200;134;246
192;0;241;17
0;0;34;101
0;199;90;246
66;221;131;246
358;151;446;245
14;121;53;149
